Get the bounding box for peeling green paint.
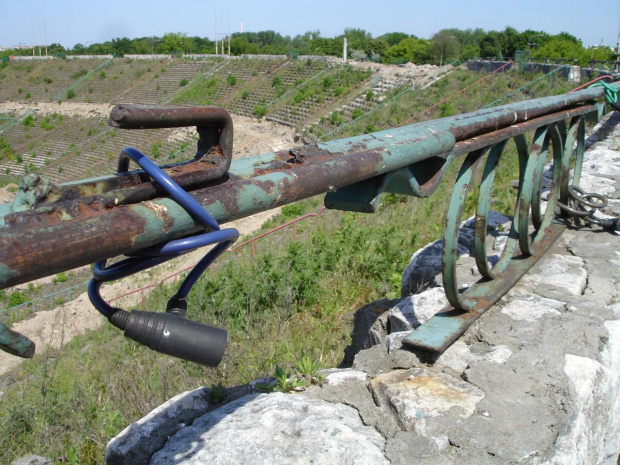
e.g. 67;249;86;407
0;263;17;288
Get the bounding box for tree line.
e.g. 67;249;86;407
2;27;616;66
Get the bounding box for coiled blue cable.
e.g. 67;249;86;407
88;146;239;318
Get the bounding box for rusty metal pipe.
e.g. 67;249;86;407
0;83;616;289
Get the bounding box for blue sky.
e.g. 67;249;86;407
1;0;619;49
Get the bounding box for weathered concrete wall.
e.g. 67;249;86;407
106;113;620;465
467;59;587;82
66;55;113;60
123;55;170;60
466;60;514;73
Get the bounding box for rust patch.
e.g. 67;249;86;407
287;145;343;164
143;201;173;233
254;161;292;176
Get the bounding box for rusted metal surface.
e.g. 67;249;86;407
0;83;617;292
42;105;234;207
403;223;566;353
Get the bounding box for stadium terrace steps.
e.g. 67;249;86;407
116;59;222;105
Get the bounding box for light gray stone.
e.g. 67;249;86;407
385;331;413;353
150;393;389;465
303;368;401;438
435;340;512;374
501;296;564;322
370;368;485;433
520;254;587;297
106;387;211;465
385;431;453;465
388;287;449;332
10;456;51;465
323;369;366;386
581;148;620;176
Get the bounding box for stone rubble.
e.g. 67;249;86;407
106;112;620;464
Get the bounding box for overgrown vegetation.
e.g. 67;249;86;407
0;137;15;161
0;142;524;461
0;56;582;463
315;68;578;142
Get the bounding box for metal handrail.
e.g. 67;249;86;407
1;80;618;358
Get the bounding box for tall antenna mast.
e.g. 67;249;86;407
44;20;47;57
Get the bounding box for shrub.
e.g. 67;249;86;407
8;291;27;307
43;77;53;84
40;117;54;130
440;103;455;117
351;108;363;120
66;89;75;99
22;115;34;127
227;74;237;86
24;93;31;99
179;78;189;87
281;203;304;219
151;142;161;158
71;69;87;79
252;105;267;118
366;90;374;101
241;91;249;100
0;137;15;161
271;76;281;87
322;76;333;89
99;71;106;80
330;111;344;125
364;123;375;134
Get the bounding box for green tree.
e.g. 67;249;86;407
479;31;503;59
131;37;158;54
157;32;191;54
47;43;66;56
380;32;409;46
501;26;527;58
430;30;461;65
111;37;131;56
383;36;430;64
71;43;86;54
531;37;583;62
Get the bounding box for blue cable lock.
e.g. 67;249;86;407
89;147;239;366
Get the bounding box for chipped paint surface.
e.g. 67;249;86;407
0;83;616;290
